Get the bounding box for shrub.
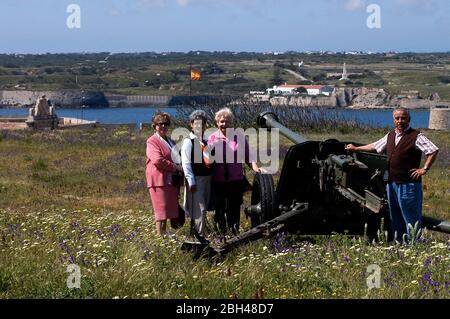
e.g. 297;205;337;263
438;76;450;84
32;158;48;171
174;102;368;132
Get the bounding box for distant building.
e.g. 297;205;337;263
266;84;335;96
249;91;266;96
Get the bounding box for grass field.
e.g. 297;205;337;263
0;124;448;299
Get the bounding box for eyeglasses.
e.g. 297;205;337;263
156;122;170;127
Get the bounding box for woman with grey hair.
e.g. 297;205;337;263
207;107;261;235
181;110;211;241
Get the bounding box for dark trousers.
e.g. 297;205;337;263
212;180;244;235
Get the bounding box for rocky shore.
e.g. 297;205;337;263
260;88;441;109
0;88;442;109
0;90;109;108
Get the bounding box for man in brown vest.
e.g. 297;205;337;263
345;108;439;241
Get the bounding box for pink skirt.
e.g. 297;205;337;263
148;186;179;221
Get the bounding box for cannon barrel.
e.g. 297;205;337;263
422;216;450;234
257;111;308;144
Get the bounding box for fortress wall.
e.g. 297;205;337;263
429;107;450;130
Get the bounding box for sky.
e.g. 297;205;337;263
0;0;449;53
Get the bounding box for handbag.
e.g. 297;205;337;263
170;204;186;229
171;171;184;187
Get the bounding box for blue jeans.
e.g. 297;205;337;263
386;182;423;241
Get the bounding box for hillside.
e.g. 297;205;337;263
1;52;449;101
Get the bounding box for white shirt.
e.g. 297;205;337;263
181;132;208;187
372;127;439;155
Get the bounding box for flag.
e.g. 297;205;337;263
191;69;201;81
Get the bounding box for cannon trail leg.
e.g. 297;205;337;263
214;203;308;255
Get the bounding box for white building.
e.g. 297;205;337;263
266;84;335;96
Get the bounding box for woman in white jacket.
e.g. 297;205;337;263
181;110;211;241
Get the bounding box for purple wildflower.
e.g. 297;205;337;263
143;248;152;260
109;224;121;238
422;271;440;290
303;242;311;256
8;223;21;240
59;240;76;264
272;232;287;253
383;272;399;288
95;229;104;239
76;227;86;242
325;240;337;258
423;256;432;268
70;220;79;229
124;229;139;242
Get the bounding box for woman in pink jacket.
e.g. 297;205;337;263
146;112;183;236
208;107;261;235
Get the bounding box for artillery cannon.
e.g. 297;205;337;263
182;111;450;257
246;111;391;238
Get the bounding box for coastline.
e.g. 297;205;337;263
1;89;446;110
0;104;436;110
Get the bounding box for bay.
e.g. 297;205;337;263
0;107;430;128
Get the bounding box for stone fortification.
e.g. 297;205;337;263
429;106;450;130
0;90;108;108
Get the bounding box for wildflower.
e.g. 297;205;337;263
383;272;398;288
422;271;440;287
423;256;432;268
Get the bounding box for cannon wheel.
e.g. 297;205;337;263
250;173;278;228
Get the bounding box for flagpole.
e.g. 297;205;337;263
189;63;192;97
